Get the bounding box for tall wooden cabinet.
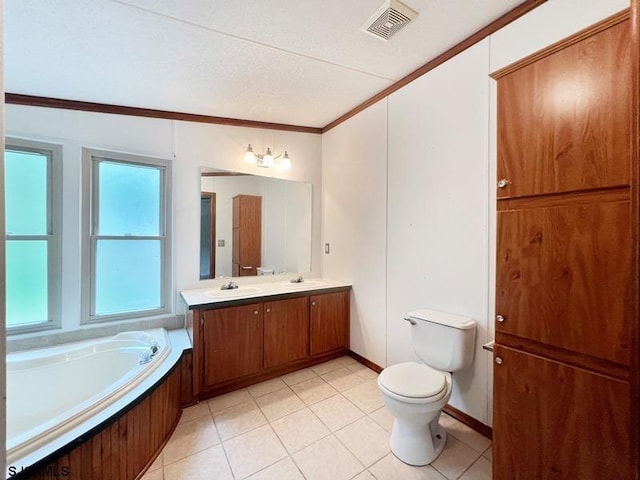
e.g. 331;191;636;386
232;194;262;276
491;12;635;479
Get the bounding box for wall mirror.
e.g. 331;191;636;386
200;168;312;279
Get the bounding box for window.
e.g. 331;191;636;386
5;138;62;332
83;149;171;323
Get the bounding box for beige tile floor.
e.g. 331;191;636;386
142;356;492;480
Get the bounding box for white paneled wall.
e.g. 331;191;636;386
321;0;628;425
322;101;388;367
386;39;490;422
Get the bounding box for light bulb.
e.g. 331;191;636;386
280;151;292;170
244;144;256;164
262;147;274;167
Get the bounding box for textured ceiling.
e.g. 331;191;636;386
5;0;525;128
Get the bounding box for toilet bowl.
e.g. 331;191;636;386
378;362;452;465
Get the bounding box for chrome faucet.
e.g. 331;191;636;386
221;280;239;290
290;276;304;284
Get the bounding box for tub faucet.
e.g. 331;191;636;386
139;339;161;364
290;276;304;283
221;280;238;290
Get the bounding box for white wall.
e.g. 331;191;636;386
321;0;629;425
5;105;322;341
322;100;388;367
386;39;490;422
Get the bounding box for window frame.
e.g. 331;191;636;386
82;148;172;324
5;137;62;334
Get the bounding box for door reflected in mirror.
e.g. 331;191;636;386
200;168;312;279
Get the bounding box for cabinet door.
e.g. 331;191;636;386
310;291;349;355
493;344;629;479
264;297;309;368
202;304;263;387
496;198;631;365
496;21;630;198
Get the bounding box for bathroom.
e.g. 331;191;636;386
2;0;638;479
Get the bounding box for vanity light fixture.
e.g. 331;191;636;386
244;144;292;170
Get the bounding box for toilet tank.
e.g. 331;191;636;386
407;309;476;372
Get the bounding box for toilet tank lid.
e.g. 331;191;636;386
407;309;476;330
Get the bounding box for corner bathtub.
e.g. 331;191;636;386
6;329;171;468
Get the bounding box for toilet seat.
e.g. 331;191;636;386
378;362;447;400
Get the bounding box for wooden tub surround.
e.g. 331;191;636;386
12;349;193;480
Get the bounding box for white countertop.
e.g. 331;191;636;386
180;277;351;308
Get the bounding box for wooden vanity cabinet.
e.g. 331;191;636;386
202;303;263;388
310;291;350;355
193;288;350;398
264;296;310;368
492;12;635;479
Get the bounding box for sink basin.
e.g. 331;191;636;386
281;280;326;289
204;286;263;299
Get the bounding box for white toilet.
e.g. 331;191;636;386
377;309;476;466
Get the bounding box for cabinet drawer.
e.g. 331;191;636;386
496;199;630;364
493;345;630;479
496;20;630;198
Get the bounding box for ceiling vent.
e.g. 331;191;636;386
361;0;418;41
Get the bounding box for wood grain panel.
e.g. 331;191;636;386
493;344;630;479
180;350;195;407
232;195;262;276
22;362;183;480
203;304;264;386
496;331;629;381
496;20;631;198
264;297;310;368
631;2;640;477
310;291;350;355
496;199;631;364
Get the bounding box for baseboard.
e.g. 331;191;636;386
348;349;493;440
443;404;493;440
347;349;383;373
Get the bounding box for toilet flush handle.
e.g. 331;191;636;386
404;317;417;325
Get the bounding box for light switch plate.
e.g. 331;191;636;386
218;240;225;247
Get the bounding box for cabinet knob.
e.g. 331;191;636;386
496;314;505;323
266;308;271;313
497;179;509;188
253;310;259;315
495;356;503;365
311;301;316;306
